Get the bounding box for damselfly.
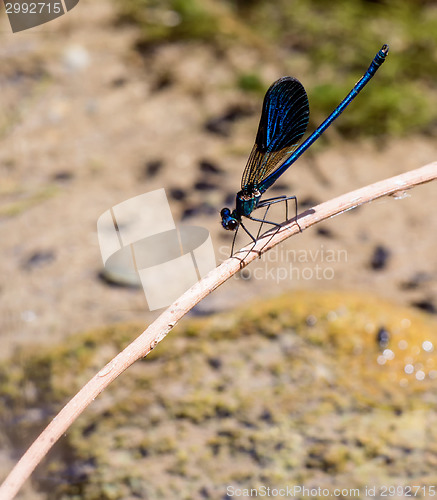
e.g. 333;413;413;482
221;45;389;255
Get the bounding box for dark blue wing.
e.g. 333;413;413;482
241;77;309;190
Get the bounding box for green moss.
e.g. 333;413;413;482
310;80;433;138
117;0;220;45
237;72;265;93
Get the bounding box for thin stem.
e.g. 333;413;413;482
1;161;436;500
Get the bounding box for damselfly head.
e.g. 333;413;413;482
220;208;239;231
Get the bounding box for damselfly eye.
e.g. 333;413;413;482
227;219;238;231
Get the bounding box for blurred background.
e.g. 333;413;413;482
1;0;436;498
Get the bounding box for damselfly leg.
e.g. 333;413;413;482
256;195;300;237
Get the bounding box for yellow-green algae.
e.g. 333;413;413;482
1;291;437;499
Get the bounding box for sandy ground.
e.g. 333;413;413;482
0;0;436;364
0;2;437;498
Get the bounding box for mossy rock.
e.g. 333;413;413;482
1;291;436;499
